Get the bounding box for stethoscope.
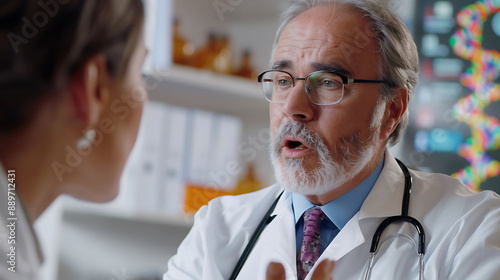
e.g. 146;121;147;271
229;159;426;280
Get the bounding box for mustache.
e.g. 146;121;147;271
271;122;334;164
271;122;364;164
273;122;322;150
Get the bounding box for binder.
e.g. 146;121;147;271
208;114;243;190
157;104;189;216
185;109;215;186
136;101;167;213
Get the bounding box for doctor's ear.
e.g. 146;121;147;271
69;55;113;129
379;86;408;142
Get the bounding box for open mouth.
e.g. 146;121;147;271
288;140;308;150
280;136;313;158
282;136;311;151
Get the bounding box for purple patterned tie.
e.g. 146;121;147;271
297;207;325;280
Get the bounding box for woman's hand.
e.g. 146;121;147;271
266;259;335;280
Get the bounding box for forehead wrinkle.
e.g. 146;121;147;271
276;36;341;56
274;6;380;76
276;35;349;64
279;27;375;57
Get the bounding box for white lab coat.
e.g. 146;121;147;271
0;162;43;280
165;151;500;280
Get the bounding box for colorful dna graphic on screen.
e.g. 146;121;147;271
449;0;500;191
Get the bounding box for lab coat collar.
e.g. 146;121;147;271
317;149;405;262
358;149;405;220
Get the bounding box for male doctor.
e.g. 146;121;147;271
165;0;500;279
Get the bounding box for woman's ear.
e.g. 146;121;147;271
380;87;408;141
70;55;110;128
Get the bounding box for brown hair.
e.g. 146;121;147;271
0;0;144;133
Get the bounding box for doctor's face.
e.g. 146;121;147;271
269;5;386;196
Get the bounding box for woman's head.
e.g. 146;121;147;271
0;0;145;132
0;0;147;205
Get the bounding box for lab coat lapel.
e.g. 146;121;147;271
320;212;365;261
359;150;405;220
237;190;297;279
319;150;405;262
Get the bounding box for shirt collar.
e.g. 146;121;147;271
292;153;385;230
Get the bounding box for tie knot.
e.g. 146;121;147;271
304;207;325;226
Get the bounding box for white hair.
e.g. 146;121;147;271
271;0;419;145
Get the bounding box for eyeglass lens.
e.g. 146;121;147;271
261;70;345;105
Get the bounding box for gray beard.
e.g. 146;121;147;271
269;122;380;196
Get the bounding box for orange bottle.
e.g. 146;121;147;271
191;32;217;70
233;50;255;79
212;35;232;74
172;19;195;66
233;164;262;195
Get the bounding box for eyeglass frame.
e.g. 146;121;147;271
257;69;388;106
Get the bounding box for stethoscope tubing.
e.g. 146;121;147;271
369;215;426;254
365;159;426;280
228;191;284;280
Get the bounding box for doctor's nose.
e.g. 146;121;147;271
282;80;314;122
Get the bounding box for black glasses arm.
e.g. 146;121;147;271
349;79;386;84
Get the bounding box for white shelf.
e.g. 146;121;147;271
155;65;262;100
147;65;269;122
61;197;194;228
58;208;191;280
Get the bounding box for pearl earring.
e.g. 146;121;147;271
77;129;96;150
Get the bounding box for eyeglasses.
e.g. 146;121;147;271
257;69;386;106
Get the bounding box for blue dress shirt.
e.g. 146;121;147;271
292;154;385;254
